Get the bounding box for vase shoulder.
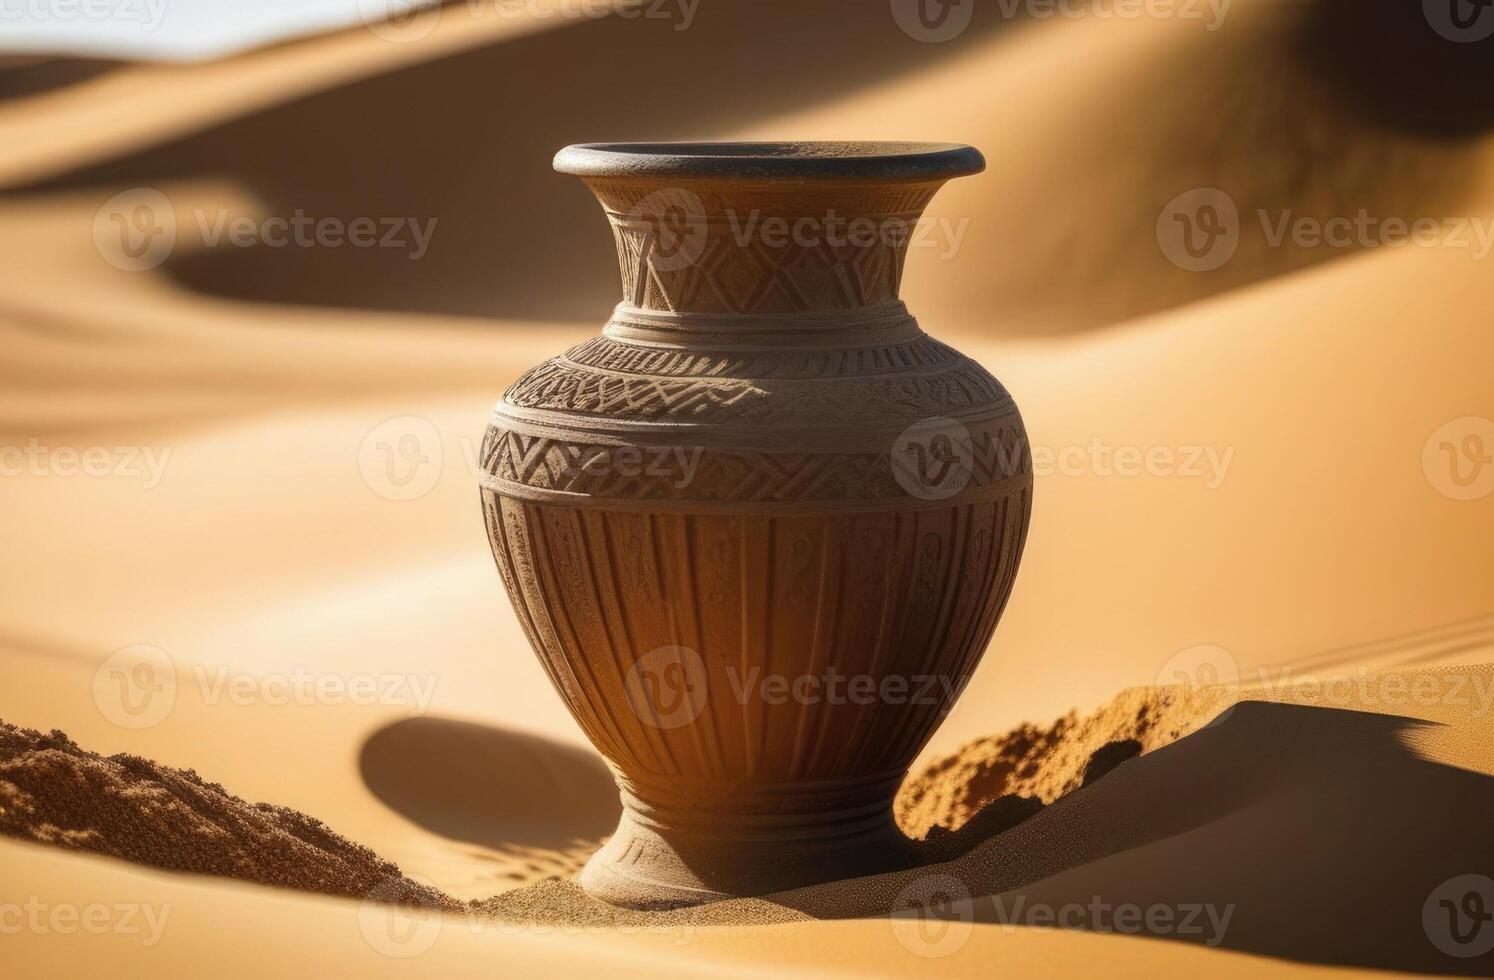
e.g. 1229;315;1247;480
482;308;1029;513
499;315;1014;430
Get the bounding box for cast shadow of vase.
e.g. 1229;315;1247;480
358;716;621;863
774;700;1494;976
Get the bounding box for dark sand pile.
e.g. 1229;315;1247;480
896;685;1234;837
0;724;457;911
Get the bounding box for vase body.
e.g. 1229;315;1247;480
479;143;1031;908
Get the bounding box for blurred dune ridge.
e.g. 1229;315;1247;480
5;0;1489;333
1;0;1493;975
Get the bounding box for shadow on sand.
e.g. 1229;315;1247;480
770;701;1494;975
368;700;1494;974
359;716;619;854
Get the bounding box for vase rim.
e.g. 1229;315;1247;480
554;141;985;182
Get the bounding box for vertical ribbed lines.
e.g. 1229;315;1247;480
658;513;726;780
826;511;904;777
883;503;972;770
579;509;672;774
788;520;837;781
482;487;1032;785
597;512;680;774
525;505;635;770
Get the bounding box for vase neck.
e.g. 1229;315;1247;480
603;300;923;350
582;177;947;317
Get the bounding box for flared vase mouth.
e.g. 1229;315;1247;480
554;141;986;182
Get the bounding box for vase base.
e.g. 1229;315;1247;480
579;804;922;910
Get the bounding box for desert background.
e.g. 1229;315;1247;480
3;0;1494;975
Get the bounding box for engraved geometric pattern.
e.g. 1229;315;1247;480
479;414;1031;506
501;357;1014;426
561;333;960;380
584;180;941;316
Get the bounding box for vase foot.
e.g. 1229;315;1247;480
579;792;922;910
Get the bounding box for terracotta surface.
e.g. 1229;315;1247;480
480;142;1032;907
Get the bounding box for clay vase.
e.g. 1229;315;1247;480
479;142;1032;908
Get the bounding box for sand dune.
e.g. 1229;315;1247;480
10;2;1488;333
10;665;1492;974
2;0;1492;975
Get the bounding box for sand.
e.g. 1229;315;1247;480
3;0;1494;976
0;686;1154;926
0;724;457;911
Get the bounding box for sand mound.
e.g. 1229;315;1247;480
8;670;1493;974
1;683;1228;924
0;723;456;911
897;685;1234;836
